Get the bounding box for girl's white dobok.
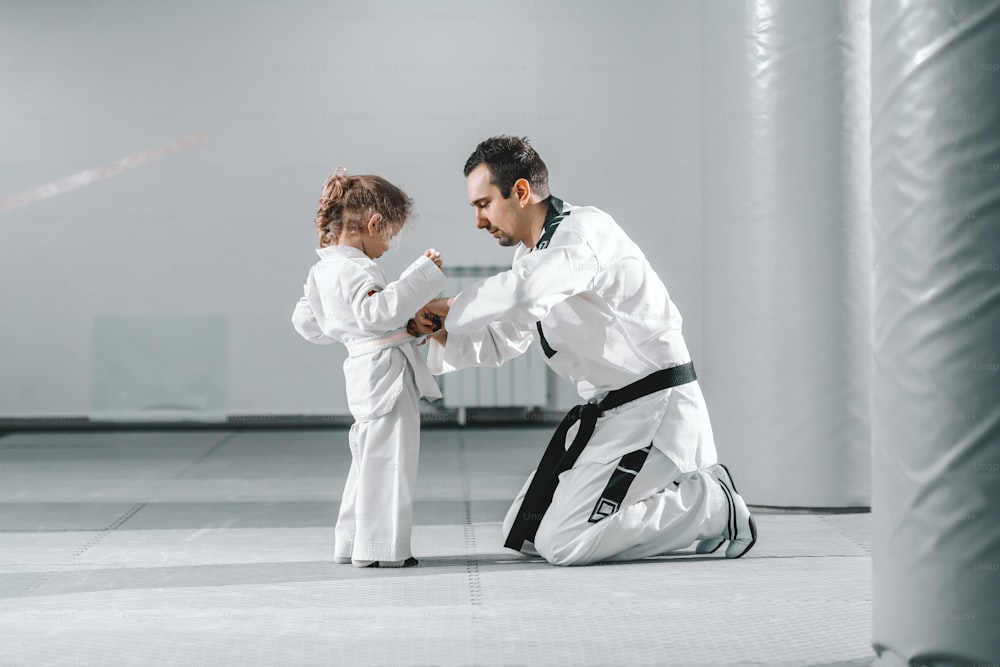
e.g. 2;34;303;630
293;245;445;565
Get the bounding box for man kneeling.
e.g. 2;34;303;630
418;136;757;566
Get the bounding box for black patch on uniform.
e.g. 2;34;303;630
536;321;556;358
588;444;653;523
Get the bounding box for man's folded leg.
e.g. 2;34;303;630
534;448;729;566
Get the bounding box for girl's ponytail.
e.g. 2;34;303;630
314;168;413;248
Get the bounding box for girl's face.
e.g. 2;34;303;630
361;220;403;259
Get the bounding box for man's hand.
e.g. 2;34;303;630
408;308;442;337
423;296;454;319
426;328;448;347
406;318;424;337
408;296;454;339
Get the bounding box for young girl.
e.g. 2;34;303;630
291;168;446;568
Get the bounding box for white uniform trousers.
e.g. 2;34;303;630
335;370;420;564
503;447;729;566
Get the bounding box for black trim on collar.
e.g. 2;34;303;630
535;196;569;250
532;196;569;358
544;196;565;226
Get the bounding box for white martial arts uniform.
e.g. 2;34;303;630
292;245;446;565
428;197;730;565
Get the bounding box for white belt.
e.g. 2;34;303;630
345;328;420;358
344;328;441;401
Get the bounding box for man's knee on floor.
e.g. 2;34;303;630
534;520;590;567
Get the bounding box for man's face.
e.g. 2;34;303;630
466;164;523;247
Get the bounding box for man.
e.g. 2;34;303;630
418;136;756;566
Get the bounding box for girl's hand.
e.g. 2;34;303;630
425;248;442;268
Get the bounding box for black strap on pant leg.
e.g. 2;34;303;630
588;444;653;523
503;403;601;550
503;362;697;552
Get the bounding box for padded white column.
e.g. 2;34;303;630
700;0;872;506
871;1;1000;663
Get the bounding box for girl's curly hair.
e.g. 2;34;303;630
315;170;413;247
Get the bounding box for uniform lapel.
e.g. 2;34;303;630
535;196;568;250
533;196;568;357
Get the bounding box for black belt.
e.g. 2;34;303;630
504;361;697;551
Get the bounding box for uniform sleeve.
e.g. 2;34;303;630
447;230;599;334
317;254;446;335
291;295;337;345
426;321;534;374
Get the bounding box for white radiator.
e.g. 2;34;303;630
439;266;550;421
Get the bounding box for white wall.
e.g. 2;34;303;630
0;0;704;418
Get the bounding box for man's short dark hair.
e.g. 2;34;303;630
464;135;550;198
